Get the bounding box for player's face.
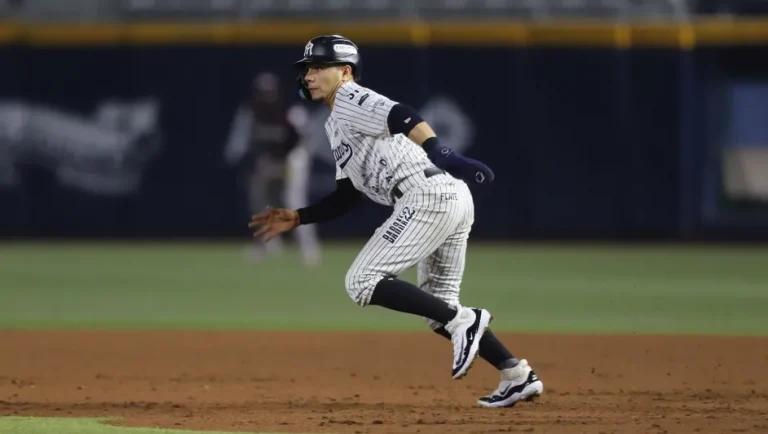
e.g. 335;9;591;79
303;65;346;101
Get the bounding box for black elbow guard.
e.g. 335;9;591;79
387;103;424;136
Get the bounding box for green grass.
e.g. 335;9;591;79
0;241;767;335
0;417;306;434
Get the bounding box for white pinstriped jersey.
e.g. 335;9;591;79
325;81;435;206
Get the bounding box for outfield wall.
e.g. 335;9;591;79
1;21;767;240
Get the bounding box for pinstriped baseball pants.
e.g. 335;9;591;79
345;172;474;329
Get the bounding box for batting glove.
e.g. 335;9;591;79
426;144;495;185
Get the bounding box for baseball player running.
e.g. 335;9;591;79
249;35;543;407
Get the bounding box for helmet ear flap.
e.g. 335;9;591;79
297;72;312;100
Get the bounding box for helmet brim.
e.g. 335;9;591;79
294;56;354;69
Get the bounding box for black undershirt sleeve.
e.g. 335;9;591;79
296;178;362;225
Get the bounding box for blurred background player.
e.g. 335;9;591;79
284;99;323;267
225;71;321;266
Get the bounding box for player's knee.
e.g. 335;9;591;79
344;268;379;307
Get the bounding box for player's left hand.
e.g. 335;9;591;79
248;206;299;242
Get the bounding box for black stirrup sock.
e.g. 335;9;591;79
369;277;458;325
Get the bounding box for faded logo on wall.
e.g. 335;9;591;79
0;99;162;195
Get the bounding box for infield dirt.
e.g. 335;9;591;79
1;331;767;433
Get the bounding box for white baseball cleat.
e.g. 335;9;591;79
445;307;492;380
477;359;544;408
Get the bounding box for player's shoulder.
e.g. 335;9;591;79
335;81;396;112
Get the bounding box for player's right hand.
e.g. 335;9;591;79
425;143;495;185
446;156;495;185
248;206;300;242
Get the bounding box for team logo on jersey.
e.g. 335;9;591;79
333;141;353;169
382;207;416;244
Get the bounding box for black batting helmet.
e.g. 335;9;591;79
294;35;361;100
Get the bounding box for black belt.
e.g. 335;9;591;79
392;167;445;200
